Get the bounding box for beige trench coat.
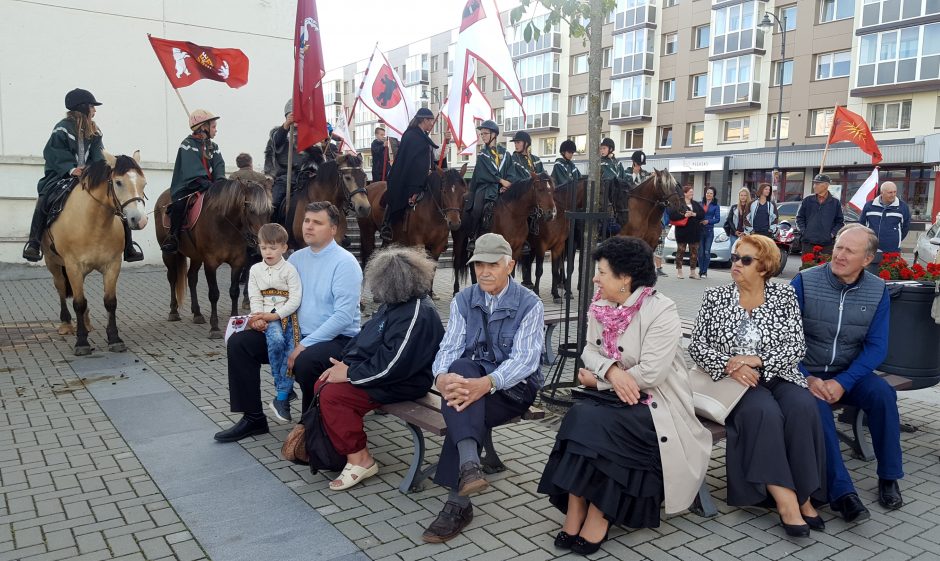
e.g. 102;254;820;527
581;290;712;514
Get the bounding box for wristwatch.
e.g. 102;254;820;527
488;375;497;395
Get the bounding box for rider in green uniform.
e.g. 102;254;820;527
625;150;651;187
465;120;509;247
550;139;582;187
599;137;625;182
502;131;544;184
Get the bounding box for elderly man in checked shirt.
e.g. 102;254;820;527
421;233;545;544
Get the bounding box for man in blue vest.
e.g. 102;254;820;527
859;181;911;268
421;233;544;543
791;224;902;523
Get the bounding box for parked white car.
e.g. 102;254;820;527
913;220;940;266
663;206;732;265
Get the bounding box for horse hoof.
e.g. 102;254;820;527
209;330;223;340
168;312;181;322
108;342;127;353
193;315;206;325
74;345;92;356
57;324;74;336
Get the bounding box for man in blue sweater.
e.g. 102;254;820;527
791;224;902;523
216;201;362;442
859;181;911;267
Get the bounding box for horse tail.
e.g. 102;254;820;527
452;225;470;285
62;267;73;298
173;253;187;307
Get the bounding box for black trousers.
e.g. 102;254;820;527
226;329;350;415
433;358;535;490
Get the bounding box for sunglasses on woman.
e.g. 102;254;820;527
730;253;756;266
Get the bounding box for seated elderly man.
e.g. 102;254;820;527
215;201;362;442
790;224;901;523
421;233;545;543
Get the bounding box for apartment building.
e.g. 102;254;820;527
326;0;940;223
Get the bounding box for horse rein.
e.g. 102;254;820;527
86;176;146;222
337;165;368;214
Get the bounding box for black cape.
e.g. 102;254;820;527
386;126;437;214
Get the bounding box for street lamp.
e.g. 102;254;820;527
760;11;787;195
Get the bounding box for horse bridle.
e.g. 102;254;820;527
609;174;683;226
429;173;463;222
337;166;368;213
87;176;147;222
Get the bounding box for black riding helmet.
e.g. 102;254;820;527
559;139;577;155
476;120;499;135
631;150;647;166
65;89;102;114
600;137;615;151
511;130;531;146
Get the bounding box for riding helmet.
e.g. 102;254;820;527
511;131;532;145
559;139;577;155
476;120;500;134
65;89;102;112
189;109;220;130
600;137;616;151
631;150;646;166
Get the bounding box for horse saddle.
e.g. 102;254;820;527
43;178;80;228
162;192;205;231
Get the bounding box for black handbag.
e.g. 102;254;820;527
301;385;346;474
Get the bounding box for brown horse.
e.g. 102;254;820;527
155;179;271;338
452;172;557;293
358;163;468;265
609;168;685;250
284;154;370;248
43;152;148;355
521;177;586;303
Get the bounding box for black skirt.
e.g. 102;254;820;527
538;399;664;529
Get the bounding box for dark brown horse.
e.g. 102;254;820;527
452;172;557;293
155;179;271;338
358;163;468;265
284;154;370;248
609;168;685;250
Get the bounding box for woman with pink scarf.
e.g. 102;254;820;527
539;237;711;556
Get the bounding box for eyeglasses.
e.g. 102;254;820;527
730;254;756;266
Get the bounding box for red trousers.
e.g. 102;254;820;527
314;380;381;455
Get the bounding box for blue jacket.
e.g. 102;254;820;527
859;196;911;254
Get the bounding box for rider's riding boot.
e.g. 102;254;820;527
161;201;185;254
122;220;144;262
380;211;394;242
22;195;49;262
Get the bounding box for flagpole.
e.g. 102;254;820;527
285;124;295;223
818;104;840;176
172;88;191;121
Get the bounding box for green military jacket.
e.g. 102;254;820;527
624;167;652;188
550;157;582;187
170;135;226;198
470;144;507;197
37;118;105;195
600;155;626;182
502;151;544;184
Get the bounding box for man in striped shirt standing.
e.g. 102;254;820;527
422;233;545;543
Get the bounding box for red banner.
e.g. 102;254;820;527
148;35;249;89
827;106;883;165
293;0;328;151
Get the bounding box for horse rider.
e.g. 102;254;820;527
550;139;582;187
23;89;144;263
502;131;544;183
599;137;626;182
626;150;651;187
270;100;312;223
380;107;438;242
465;120;509;249
160;109;226;254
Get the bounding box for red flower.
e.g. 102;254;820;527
912;263;925;274
801;254;816;263
900;268;913;280
813;245;824;252
883;252;901;259
879;270;892;280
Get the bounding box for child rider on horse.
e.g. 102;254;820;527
161;109;226;254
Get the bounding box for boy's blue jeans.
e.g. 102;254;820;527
265;319;295;395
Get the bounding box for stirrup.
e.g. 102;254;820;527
160;236;179;254
22;241;42;262
124;241;144;262
379;223;393;242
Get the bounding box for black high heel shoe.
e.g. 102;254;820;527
554;530;576;549
802;514;825;531
570;532;608;555
779;516;810;538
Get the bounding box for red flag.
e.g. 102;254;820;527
827;106;883;165
293;0;328;151
148;35;249;89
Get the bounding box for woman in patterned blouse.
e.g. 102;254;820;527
688;234;827;538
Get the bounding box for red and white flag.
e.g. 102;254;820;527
446;0;523;146
293;0;329;151
148;35;249;89
332;108;357;155
849;167;879;213
442;60;493;155
351;45;413;138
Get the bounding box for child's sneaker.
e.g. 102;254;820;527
287;389;298;403
270;398;292;422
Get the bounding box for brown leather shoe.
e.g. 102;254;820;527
457;462;489;497
421;501;473;543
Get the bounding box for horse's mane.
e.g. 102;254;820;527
82;155;143;190
203;179;271;217
443;167;464;185
113;155;143;176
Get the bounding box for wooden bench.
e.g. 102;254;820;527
689;372;913;518
378;391;546;494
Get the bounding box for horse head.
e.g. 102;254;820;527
533;172;557;221
435;163;468;231
334;153;371;218
651;168;684;214
91;151;148;230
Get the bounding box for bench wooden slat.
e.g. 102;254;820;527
379;401;447;436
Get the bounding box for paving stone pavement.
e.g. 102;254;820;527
2;255;940;561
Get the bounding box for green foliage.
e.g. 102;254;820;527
509;0;616;42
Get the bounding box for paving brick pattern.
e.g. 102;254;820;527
2;260;940;561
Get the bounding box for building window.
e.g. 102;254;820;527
861;0;938;28
857;24;940;88
515;52;561;93
493;78;503;91
658;126;673;148
541;137;557;155
572;53;589;74
614;0;653;31
663;32;678;55
504;92;560;131
777;5;797;30
431;55;439;72
693;25;710;50
622;128;644;150
691;73;708;98
447;45;454;75
688;122;705;146
602;90;612;111
570;94;588;115
713;1;758;57
664;0;677;7
403;53;429;85
509;13;562;57
809;107;835;136
613;29;655;75
494;108;504;129
603;47;612;69
768;113;790;139
868;100;912;131
570;134;587;153
721;117;750;142
709;55;760;107
821;0;854;23
660;79;675;102
816;51;851;79
772;59;793;86
611;75;653;119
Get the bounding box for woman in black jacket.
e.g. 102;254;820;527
668;185;706;279
312;245;445;491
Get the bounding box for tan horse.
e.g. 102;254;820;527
285;154;371;247
154;179;271;338
43;152;148;355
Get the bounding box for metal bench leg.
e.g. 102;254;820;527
399;422;436;494
689;480;718;518
542;323;558;365
481;428;508;474
853;409;876;462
